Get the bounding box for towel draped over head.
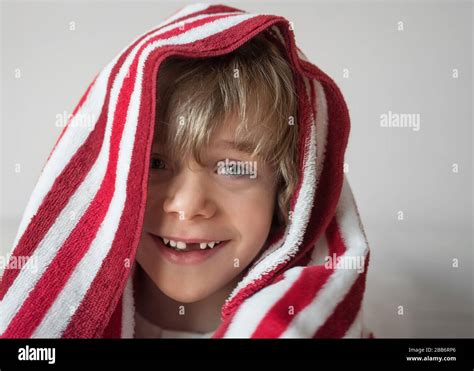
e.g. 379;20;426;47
0;3;371;338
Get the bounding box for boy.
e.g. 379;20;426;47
134;33;299;336
0;4;371;339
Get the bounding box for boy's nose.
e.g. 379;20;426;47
162;169;216;221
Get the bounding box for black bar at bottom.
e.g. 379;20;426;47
0;338;472;368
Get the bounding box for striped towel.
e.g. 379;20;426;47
0;3;372;338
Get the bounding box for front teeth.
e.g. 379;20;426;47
160;237;221;250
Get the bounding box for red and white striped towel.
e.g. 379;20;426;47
0;3;372;338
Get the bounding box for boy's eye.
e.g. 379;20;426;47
215;159;256;179
150;156;166;170
218;169;245;178
216;166;246;178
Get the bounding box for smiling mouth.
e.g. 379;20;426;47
156;235;229;252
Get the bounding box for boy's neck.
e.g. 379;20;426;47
134;264;242;334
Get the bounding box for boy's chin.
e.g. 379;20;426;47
169;293;206;304
156;279;216;304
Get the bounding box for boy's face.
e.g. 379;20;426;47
136;119;277;303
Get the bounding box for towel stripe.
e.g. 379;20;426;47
249;217;346;338
250;266;333;338
313;267;368;338
283;179;370;338
220;268;304;337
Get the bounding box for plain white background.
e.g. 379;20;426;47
1;0;472;337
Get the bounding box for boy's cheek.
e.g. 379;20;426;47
143;192;166;223
231;199;278;243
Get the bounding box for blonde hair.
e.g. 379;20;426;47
154;32;299;226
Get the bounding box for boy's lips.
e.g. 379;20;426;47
149;233;231;265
